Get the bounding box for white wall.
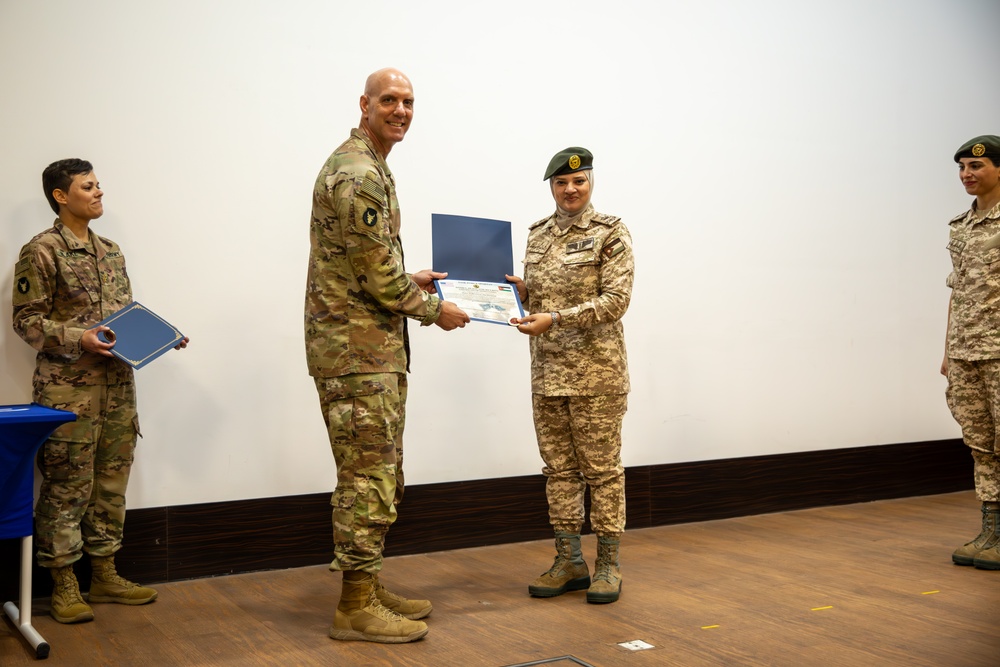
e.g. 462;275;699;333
2;0;996;508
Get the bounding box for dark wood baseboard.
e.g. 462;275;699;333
0;439;973;600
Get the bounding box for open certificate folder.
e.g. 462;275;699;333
431;214;524;326
95;302;184;369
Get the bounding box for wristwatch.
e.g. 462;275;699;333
550;311;561;327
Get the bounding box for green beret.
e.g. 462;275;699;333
954;135;1000;164
543;147;594;180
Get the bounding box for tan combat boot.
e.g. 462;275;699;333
528;532;590;597
973;543;1000;569
587;535;622;604
952;501;1000;566
972;500;1000;569
49;566;95;624
89;555;158;604
329;571;429;643
374;574;433;620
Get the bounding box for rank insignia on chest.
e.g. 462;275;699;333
566;238;595;253
603;237;626;259
363;207;379;226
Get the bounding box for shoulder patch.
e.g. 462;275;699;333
358;171;388;208
13;255;43;304
602;236;627;259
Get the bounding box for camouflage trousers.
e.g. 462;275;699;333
532;393;627;536
315;373;406;574
33;381;139;568
946;358;1000;501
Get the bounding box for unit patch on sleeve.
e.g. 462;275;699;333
13;256;41;304
603;237;626;259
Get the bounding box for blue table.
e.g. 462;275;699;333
1;403;76;660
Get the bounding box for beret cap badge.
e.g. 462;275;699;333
954;135;1000;163
543;146;594;180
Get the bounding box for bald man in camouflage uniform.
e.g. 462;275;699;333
12;158;170;624
509;147;633;604
305;67;468;644
943;135;1000;570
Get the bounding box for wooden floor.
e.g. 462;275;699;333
2;490;998;666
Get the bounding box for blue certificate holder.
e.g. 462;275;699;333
1;403;77;659
96;302;184;369
431;214;524;326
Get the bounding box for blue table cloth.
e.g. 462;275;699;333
0;404;76;539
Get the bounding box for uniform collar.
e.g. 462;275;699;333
54;219;108;259
972;199;1000;223
549;203;595;236
351;128;394;180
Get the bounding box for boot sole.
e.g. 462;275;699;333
88;593;158;605
528;576;591;597
51;610;95;624
329;627;429;643
587;582;622;604
973;559;1000;570
952;555;976;566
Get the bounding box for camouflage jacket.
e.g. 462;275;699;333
305;129;442;378
522;204;633;396
947;200;1000;360
12;220;134;386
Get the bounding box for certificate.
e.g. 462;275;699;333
433;279;524;326
431;213;524;326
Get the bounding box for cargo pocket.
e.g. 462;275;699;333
39;417;95;482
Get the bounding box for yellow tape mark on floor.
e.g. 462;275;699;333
810;606;834;611
700;625;720;630
921;590;940;595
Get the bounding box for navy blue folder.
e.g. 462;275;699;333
95;302;184;369
431;214;514;282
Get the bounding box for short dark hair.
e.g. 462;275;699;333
42;158;93;214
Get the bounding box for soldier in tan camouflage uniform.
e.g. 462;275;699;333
508;147;633;604
305;68;469;644
12;159;187;624
942;135;1000;570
